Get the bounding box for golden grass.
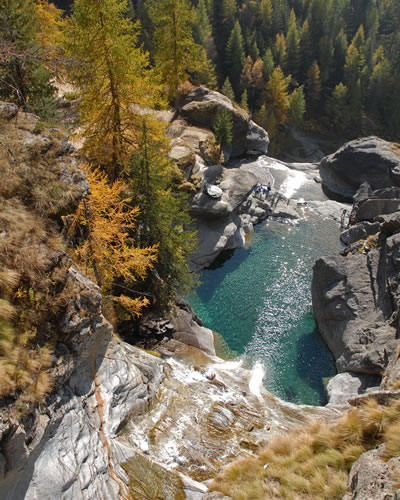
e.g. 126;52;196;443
0;116;82;411
209;397;400;499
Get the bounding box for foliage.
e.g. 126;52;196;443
0;0;57;118
213;108;233;151
210;397;400;499
221;77;235;101
124;118;197;309
133;0;400;141
147;0;211;102
65;0;161;180
68;166;158;315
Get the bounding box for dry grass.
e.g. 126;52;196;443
0;109;84;412
209;397;400;499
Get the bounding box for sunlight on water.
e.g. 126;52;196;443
187;214;340;405
278;170;307;198
248;362;265;399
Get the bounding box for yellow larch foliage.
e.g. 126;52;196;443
69;166;158;314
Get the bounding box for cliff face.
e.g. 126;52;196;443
312;182;400;403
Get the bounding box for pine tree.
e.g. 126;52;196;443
193;0;217;63
332;29;348;86
305;60;322;118
263;48;275;83
325;82;350;134
288;85;306;126
221;77;235;101
286;9;300;81
318;36;334;85
259;0;273;40
214;108;233;153
148;0;209;102
225;21;245;99
241;88;249;111
65;0;158;181
300;20;313;82
125;119;197;308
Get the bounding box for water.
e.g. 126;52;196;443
187;213;340;406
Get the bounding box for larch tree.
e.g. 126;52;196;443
147;0;210;102
240;56;265;111
0;0;56;116
65;0;159;181
68;166;158;316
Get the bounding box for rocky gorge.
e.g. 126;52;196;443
0;87;400;499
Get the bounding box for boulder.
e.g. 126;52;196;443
355;199;400;222
167;120;219;166
319;137;400;201
326;372;381;406
345;446;400;500
191;166;257;218
171;307;216;356
340;221;381;246
189;213;245;271
181;87;269;158
0;102;18;120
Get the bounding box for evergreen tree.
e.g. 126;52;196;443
305;60;322;118
325;82;350;134
367;58;392;131
148;0;209;101
288;85;306;126
241;88;249;111
225;21;245;99
286;9;300;81
214;108;233;153
332;29;348;86
300;20;313;82
318;36;334;85
263;48;275;82
221;77;235;101
125;119;197;308
259;0;273;40
193;0;217;63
